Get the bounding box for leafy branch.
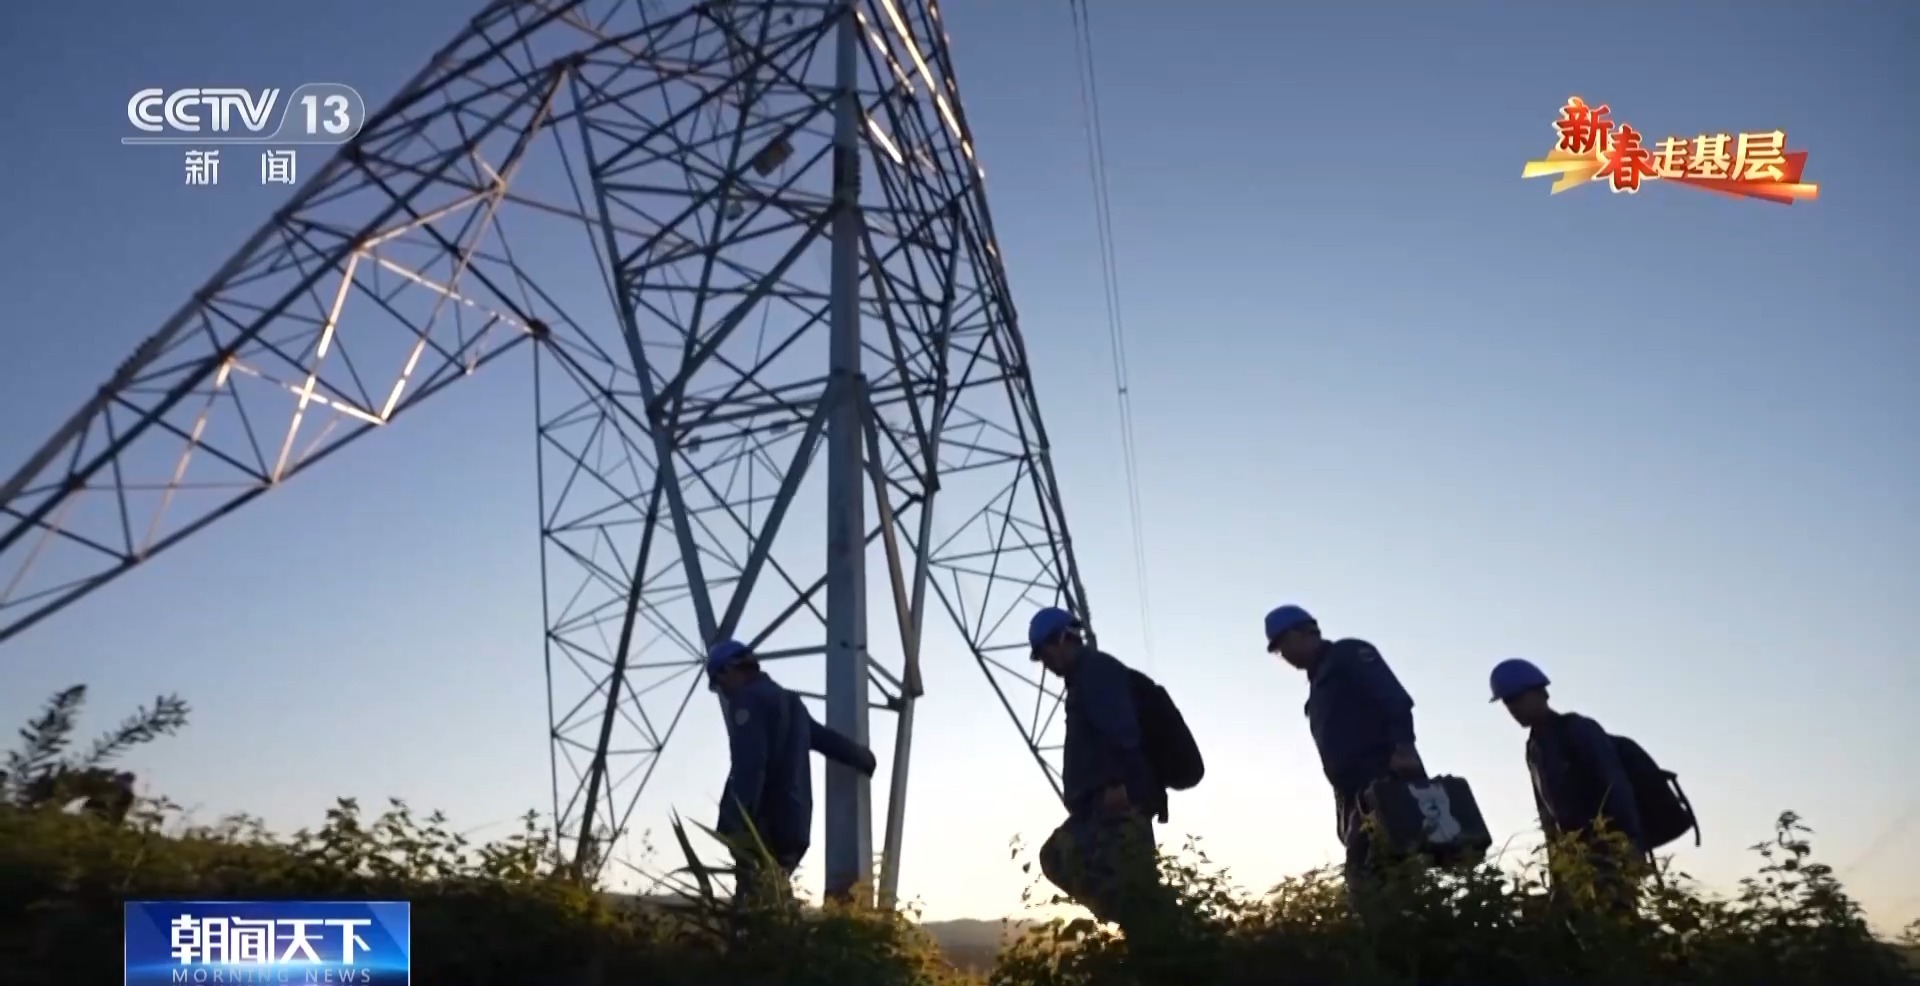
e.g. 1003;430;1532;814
1;684;189;817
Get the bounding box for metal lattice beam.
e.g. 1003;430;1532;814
0;0;1095;905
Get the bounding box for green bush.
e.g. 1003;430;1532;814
992;817;1920;986
10;802;1913;986
3;684;1914;985
0;796;974;985
0;684;962;985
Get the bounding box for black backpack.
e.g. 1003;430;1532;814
1558;715;1700;850
1609;733;1700;850
1127;669;1204;791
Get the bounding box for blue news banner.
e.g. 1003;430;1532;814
124;900;410;986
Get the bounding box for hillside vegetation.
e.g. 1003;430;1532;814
4;684;1916;985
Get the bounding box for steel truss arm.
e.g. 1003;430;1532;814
0;0;608;643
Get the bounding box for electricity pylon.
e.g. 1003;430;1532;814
0;0;1094;904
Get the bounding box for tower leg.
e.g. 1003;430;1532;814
822;0;873;904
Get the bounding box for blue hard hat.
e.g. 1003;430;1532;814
1027;606;1082;653
705;639;752;675
1263;604;1314;649
1489;658;1550;702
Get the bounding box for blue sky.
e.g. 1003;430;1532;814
0;1;1914;930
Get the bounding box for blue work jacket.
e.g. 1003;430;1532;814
1059;646;1159;816
1526;711;1645;852
715;674;869;859
1302;638;1417;798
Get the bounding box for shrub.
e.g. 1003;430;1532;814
0;684;961;985
992;817;1920;986
3;685;1913;986
0;796;972;986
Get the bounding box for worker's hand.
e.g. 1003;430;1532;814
1101;784;1131;815
1389;744;1426;780
857;748;878;777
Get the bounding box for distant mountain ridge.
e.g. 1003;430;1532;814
599;892;1022;972
918;917;1023;971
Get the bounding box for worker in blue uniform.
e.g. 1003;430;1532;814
705;639;877;905
1489;658;1645;909
1028;606;1175;937
1264;604;1425;912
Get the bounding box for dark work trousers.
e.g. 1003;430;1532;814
1335;786;1389;920
731;848;802;914
1049;807;1181;940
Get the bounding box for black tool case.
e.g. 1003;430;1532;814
1365;774;1494;865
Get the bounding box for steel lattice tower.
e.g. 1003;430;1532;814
0;0;1096;902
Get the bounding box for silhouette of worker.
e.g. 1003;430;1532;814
1029;607;1178;938
706;639;876;906
1264;604;1425;915
1490;657;1648;913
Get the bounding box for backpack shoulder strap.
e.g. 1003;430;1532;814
1670;772;1702;846
1544;710;1580;747
1546;712;1603;787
